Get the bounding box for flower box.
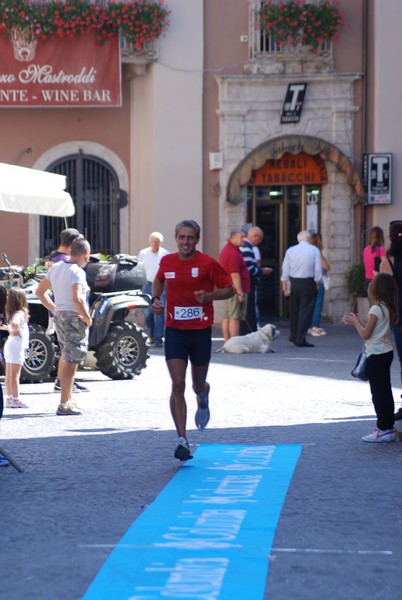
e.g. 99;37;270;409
259;1;344;54
0;0;170;50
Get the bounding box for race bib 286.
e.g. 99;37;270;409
174;306;203;320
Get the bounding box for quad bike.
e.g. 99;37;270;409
0;253;151;382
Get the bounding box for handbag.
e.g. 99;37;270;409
322;273;331;291
373;247;381;273
351;350;368;381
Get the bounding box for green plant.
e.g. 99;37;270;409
93;253;113;262
25;258;49;276
259;0;345;53
99;253;112;262
345;263;366;297
0;0;170;49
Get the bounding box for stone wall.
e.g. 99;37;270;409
216;70;362;320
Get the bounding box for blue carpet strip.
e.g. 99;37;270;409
83;443;302;599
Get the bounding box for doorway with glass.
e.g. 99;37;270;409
247;183;322;318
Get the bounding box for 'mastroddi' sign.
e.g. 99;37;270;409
0;30;121;107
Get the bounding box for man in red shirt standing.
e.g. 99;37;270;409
151;219;234;461
219;227;251;341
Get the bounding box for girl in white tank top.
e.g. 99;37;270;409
1;288;30;409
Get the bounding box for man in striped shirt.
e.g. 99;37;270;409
240;227;273;333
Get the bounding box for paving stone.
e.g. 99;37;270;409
0;323;401;599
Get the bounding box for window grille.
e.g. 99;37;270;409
40;153;121;257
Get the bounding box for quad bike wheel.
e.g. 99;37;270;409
21;323;58;382
94;321;149;380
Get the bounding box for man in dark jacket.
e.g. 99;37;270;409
240;226;273;333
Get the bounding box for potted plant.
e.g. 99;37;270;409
0;0;170;50
259;0;345;53
345;262;369;319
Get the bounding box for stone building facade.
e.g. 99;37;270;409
212;3;364;320
3;0;401;325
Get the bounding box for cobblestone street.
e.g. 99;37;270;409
1;322;401;599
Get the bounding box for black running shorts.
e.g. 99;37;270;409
165;326;212;366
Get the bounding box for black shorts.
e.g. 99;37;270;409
165;326;212;366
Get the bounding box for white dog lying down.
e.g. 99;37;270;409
216;323;280;354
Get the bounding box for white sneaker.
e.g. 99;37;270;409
56;401;82;416
174;437;193;461
362;428;396;443
8;398;28;408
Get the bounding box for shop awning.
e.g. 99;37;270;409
0;162;75;217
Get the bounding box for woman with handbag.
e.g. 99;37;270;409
342;273;398;443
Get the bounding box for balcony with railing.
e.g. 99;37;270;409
120;35;158;77
247;0;342;74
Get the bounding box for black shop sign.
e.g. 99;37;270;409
280;83;307;124
363;153;392;205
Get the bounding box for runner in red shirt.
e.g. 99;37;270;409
151;219;234;461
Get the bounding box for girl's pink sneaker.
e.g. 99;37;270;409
10;398;28;408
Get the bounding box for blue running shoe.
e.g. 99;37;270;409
195;383;210;430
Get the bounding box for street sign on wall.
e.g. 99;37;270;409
364;153;392;205
0;30;121;108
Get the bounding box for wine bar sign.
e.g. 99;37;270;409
0;30;121;107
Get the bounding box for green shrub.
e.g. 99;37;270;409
345;263;366;297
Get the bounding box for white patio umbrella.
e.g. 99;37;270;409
0;162;75;217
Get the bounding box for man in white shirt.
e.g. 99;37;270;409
138;232;169;347
36;238;92;415
281;230;322;347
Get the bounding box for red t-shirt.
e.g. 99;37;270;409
219;241;251;293
156;251;232;330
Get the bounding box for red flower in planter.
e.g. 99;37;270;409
259;0;344;52
0;0;170;49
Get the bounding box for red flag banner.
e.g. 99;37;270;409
0;30;121;107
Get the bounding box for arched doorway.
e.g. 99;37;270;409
247;152;328;316
40;152;125;257
225;135;364;318
226;135;364;204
